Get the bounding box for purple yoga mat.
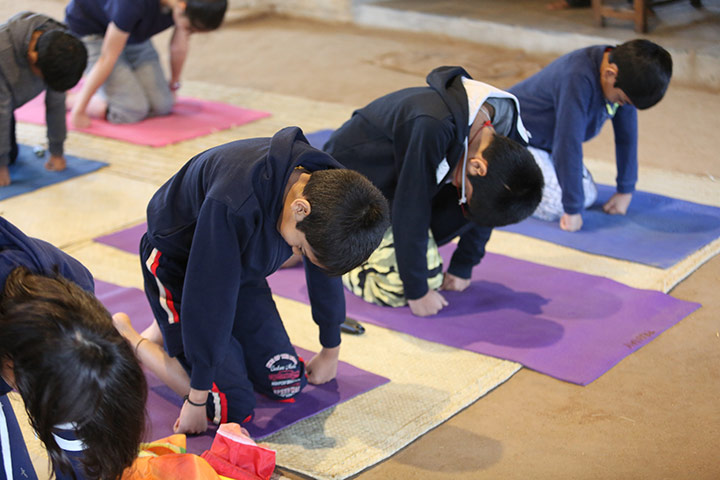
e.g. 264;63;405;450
265;246;700;386
93;223;701;385
500;184;720;269
93;281;389;451
95;222;146;255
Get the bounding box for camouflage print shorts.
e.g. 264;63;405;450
342;228;443;307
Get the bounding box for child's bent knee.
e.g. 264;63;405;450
107;104;150;124
262;353;308;400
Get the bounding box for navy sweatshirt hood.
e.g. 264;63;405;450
262;127;344;220
426;66;472;147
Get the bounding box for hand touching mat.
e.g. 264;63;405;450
93;280;389;451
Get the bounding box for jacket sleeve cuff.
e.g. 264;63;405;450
447;260;472;280
563;205;583;215
319;324;341;349
616;184;635;194
189;362;216;391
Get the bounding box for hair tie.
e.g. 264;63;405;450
183;395;206;407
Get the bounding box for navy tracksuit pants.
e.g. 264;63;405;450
140;234;307;424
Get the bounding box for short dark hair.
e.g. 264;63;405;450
610;39;672;110
0;267;147;480
185;0;228;31
35;29;87;92
466;135;543;227
297;169;390;276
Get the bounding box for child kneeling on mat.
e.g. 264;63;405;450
114;127;389;435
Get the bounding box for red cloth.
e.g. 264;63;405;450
201;423;276;480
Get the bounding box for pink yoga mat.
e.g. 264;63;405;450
93;224;700;385
15;92;270;147
93;281;389;449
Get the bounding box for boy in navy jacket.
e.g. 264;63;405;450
324;66;543;317
509;39;672;231
116;127;388;434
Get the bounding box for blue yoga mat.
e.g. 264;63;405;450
304;129;334;150
308;129;720;269
0;145;107;201
501;184;720;269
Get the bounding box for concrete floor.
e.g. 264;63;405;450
6;0;720;478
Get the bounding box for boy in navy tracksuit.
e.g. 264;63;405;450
508;39;672;231
0;217;146;480
324;66;543;317
122;127;388;435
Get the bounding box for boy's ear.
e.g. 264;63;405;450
468;157;488;177
291;198;311;221
602;63;619;83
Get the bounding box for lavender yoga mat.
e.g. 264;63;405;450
266;246;700;385
93;281;389;451
15;92;270;147
500;184;720;268
95;222;146;254
0;145;106;201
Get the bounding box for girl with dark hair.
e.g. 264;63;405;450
0;216;147;480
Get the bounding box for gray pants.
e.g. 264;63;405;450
83;35;174;124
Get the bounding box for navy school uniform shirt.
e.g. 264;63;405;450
324;66;528;300
65;0;174;44
145;127;346;392
508;45;639;214
0;216;95;480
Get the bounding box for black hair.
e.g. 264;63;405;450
297;169;390;276
35;29;87;92
466;135;543;227
0;267;147;480
609;39;672;110
185;0;228;31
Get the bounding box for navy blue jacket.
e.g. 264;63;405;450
325;67;527;300
0;216;95;480
146;127;346;391
509;45;638;214
65;0;174;44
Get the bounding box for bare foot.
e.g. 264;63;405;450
112;312;142;347
66;93;107;117
281;253;303;269
45;154;67;171
140;320;164;346
0;166;10;187
86;95;108;119
65;91;77;111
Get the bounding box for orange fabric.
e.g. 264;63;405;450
122;434;221;480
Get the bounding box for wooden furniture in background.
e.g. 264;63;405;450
591;0;703;33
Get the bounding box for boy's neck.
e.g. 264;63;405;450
277;170;311;230
27;30;43;77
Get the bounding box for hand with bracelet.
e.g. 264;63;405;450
173;387;209;434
